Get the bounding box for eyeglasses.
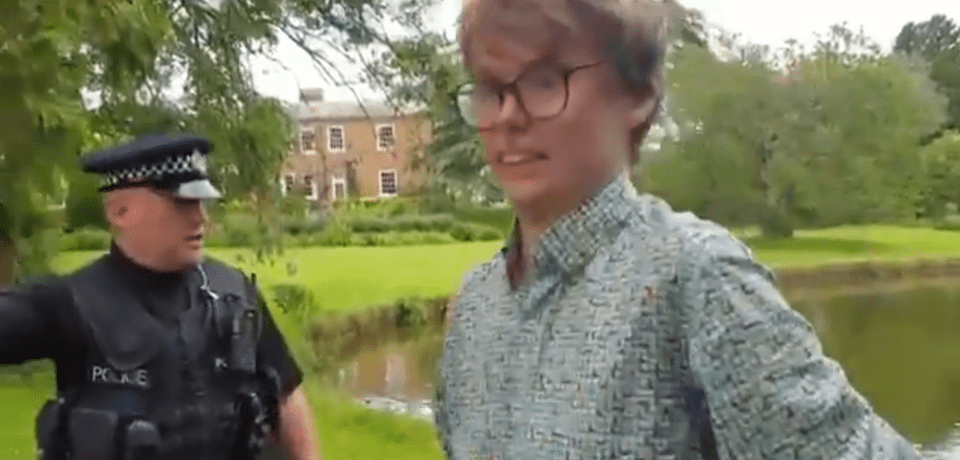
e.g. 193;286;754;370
456;61;605;130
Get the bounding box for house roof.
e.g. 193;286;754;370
294;100;426;122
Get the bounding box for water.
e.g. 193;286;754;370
339;285;960;451
792;285;960;446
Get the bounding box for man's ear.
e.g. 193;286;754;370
104;189;145;228
628;74;663;131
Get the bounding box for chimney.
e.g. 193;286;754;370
300;88;324;105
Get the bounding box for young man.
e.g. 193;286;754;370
434;0;941;459
0;134;322;460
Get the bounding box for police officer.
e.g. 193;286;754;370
0;134;322;460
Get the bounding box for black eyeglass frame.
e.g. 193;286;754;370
456;60;606;130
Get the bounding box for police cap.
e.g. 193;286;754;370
80;134;221;199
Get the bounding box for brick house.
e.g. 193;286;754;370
281;88;432;204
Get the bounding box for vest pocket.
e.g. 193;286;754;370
67;408;119;460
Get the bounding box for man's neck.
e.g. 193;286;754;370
113;237;182;274
508;170;627;284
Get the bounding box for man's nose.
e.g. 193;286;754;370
190;202;208;227
494;89;530;130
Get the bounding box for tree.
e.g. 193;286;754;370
895;15;960;132
0;0;436;280
645;24;947;236
918;131;960;218
0;0;170;279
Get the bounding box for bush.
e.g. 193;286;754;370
60;227;111;251
284;216;328;236
449;222;503;242
315;218;352;246
394;214;455;232
216;213;262;247
64;176;108;232
348;231;457;246
346;214;456;234
454;206;515;235
347;217;394;233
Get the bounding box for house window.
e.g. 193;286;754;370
328;126;345;152
303;175;317;199
331;176;347;201
379;170;397;197
283;174;295;196
300;129;316;154
376;124;396;151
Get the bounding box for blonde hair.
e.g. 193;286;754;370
459;0;669;162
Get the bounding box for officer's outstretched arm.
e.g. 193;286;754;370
277;385;323;460
0;283;59;364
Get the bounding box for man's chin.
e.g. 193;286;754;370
179;247;204;268
503;177;551;205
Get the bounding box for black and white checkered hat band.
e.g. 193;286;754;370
100;151;205;188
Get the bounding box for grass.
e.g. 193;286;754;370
55;242;504;312
5;224;960;459
0;373;445;460
740;225;960;267
52;225;960;312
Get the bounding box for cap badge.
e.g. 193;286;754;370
191;149;208;174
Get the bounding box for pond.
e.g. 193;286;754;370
337;284;960;448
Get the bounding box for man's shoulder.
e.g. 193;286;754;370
201;257;254;281
627;194;754;263
459;250;505;289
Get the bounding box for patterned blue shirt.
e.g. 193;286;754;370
435;173;937;460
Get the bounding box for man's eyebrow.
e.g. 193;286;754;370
477;55;562;86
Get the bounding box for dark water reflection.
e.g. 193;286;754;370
792;285;960;445
338;285;960;446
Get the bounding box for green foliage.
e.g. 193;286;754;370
315;218;353;247
60;227;111;252
348;231;457;246
453;206;515;235
1;0;439;277
918;131;960;218
347;214;456;233
895;15;960;132
64;174;107;232
449;222;502;242
647;24;947;236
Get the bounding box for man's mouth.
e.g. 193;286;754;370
186;234;203;242
499;152;548;166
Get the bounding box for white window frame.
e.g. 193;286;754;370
281;174;296;196
300;128;316;155
331;176;347;201
378;169;398;198
303;175;318;200
327;125;346;153
376;123;396;151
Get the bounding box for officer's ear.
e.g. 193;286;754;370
104;189;145;228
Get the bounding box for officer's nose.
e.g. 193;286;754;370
195;202;208;228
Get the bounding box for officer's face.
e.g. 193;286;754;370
114;186;208;271
148;188;208;269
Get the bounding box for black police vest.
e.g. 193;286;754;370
46;256;273;460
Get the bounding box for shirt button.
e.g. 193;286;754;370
638;446;654;460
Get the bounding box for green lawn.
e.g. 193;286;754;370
52;224;960;312
56;242;504;312
4;224;960;459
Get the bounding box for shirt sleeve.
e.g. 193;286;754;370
0;279;70;364
253;286;304;399
680;231;928;460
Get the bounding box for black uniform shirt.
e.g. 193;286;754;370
0;243;304;399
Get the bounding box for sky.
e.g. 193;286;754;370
249;0;960;104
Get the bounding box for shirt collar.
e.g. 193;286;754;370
502;172;638;278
